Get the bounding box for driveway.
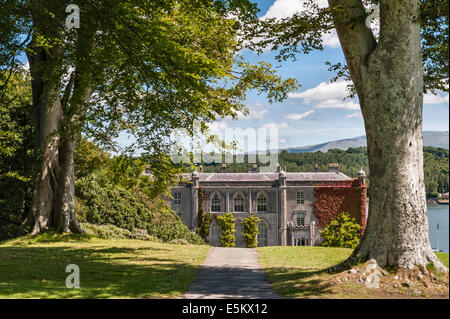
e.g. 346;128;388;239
181;247;282;299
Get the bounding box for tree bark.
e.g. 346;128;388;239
329;0;447;271
19;43;82;235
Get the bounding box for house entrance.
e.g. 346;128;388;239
295;238;308;246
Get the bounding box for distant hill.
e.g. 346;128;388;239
285;131;449;153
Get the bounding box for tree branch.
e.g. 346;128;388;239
328;0;377;101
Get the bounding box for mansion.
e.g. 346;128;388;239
167;163;367;247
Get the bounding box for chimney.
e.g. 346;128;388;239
220;163;227;173
314;164;318;173
328;163;339;173
199;165;204;173
252;164;258;173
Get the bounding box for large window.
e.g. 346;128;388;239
258;222;268;246
257;194;267;213
174;192;181;205
234;194;244;212
211;194;221;212
296;191;304;204
296;212;305;226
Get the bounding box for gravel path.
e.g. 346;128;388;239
181;247;282;299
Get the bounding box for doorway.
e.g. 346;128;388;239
295;238;308;246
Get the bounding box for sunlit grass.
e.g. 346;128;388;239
257;246;449;299
0;232;210;298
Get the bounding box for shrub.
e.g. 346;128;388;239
0;174;31;239
169;238;189;245
75;173;204;244
242;214;260;248
81;223;159;241
216;212;236;247
320;212;361;249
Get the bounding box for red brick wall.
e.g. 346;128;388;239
312;179;367;234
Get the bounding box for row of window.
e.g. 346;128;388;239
173;191;306;212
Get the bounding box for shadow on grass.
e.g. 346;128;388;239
0;245;200;298
264;267;335;298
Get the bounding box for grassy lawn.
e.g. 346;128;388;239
257;246;449;299
0;232;210;298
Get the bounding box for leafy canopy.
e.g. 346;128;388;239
0;0;298;184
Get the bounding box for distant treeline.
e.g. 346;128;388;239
200;146;449;197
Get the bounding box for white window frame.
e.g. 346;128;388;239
296;211;306;226
296;191;305;204
234;194;244;212
211;194;221;212
174;192;182;205
257;194;267;213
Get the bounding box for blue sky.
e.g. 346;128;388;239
205;0;449;151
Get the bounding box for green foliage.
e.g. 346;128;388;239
216;212;236;247
73;139;110;179
197;188;213;241
0;70;34;239
423;147;449;196
320;212;361;249
75;173;204;244
81;222;159;241
242;214;260;248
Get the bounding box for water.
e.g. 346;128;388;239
366;204;449;253
428;205;449;253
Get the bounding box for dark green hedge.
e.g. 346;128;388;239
75;174;204;244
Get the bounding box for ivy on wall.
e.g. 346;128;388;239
216;212;236;247
197;187;213;241
313;180;367;235
242;214;260;248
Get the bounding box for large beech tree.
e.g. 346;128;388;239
0;0;296;235
247;0;448;271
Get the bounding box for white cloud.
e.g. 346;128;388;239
262;0;328;19
261;122;289;129
285;110;315;120
424;93;449;105
237;103;269;120
321;30;340;48
289;80;360;110
208;121;229;132
261;0;340;48
345;112;362;119
315;99;360;110
279;138;288;144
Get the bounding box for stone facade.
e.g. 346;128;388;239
167;164;367;247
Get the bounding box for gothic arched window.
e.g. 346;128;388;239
211;194;221;212
257;194;267;213
234;194;244;212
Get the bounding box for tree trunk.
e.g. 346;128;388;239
329;0;447;271
19;43;82;236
